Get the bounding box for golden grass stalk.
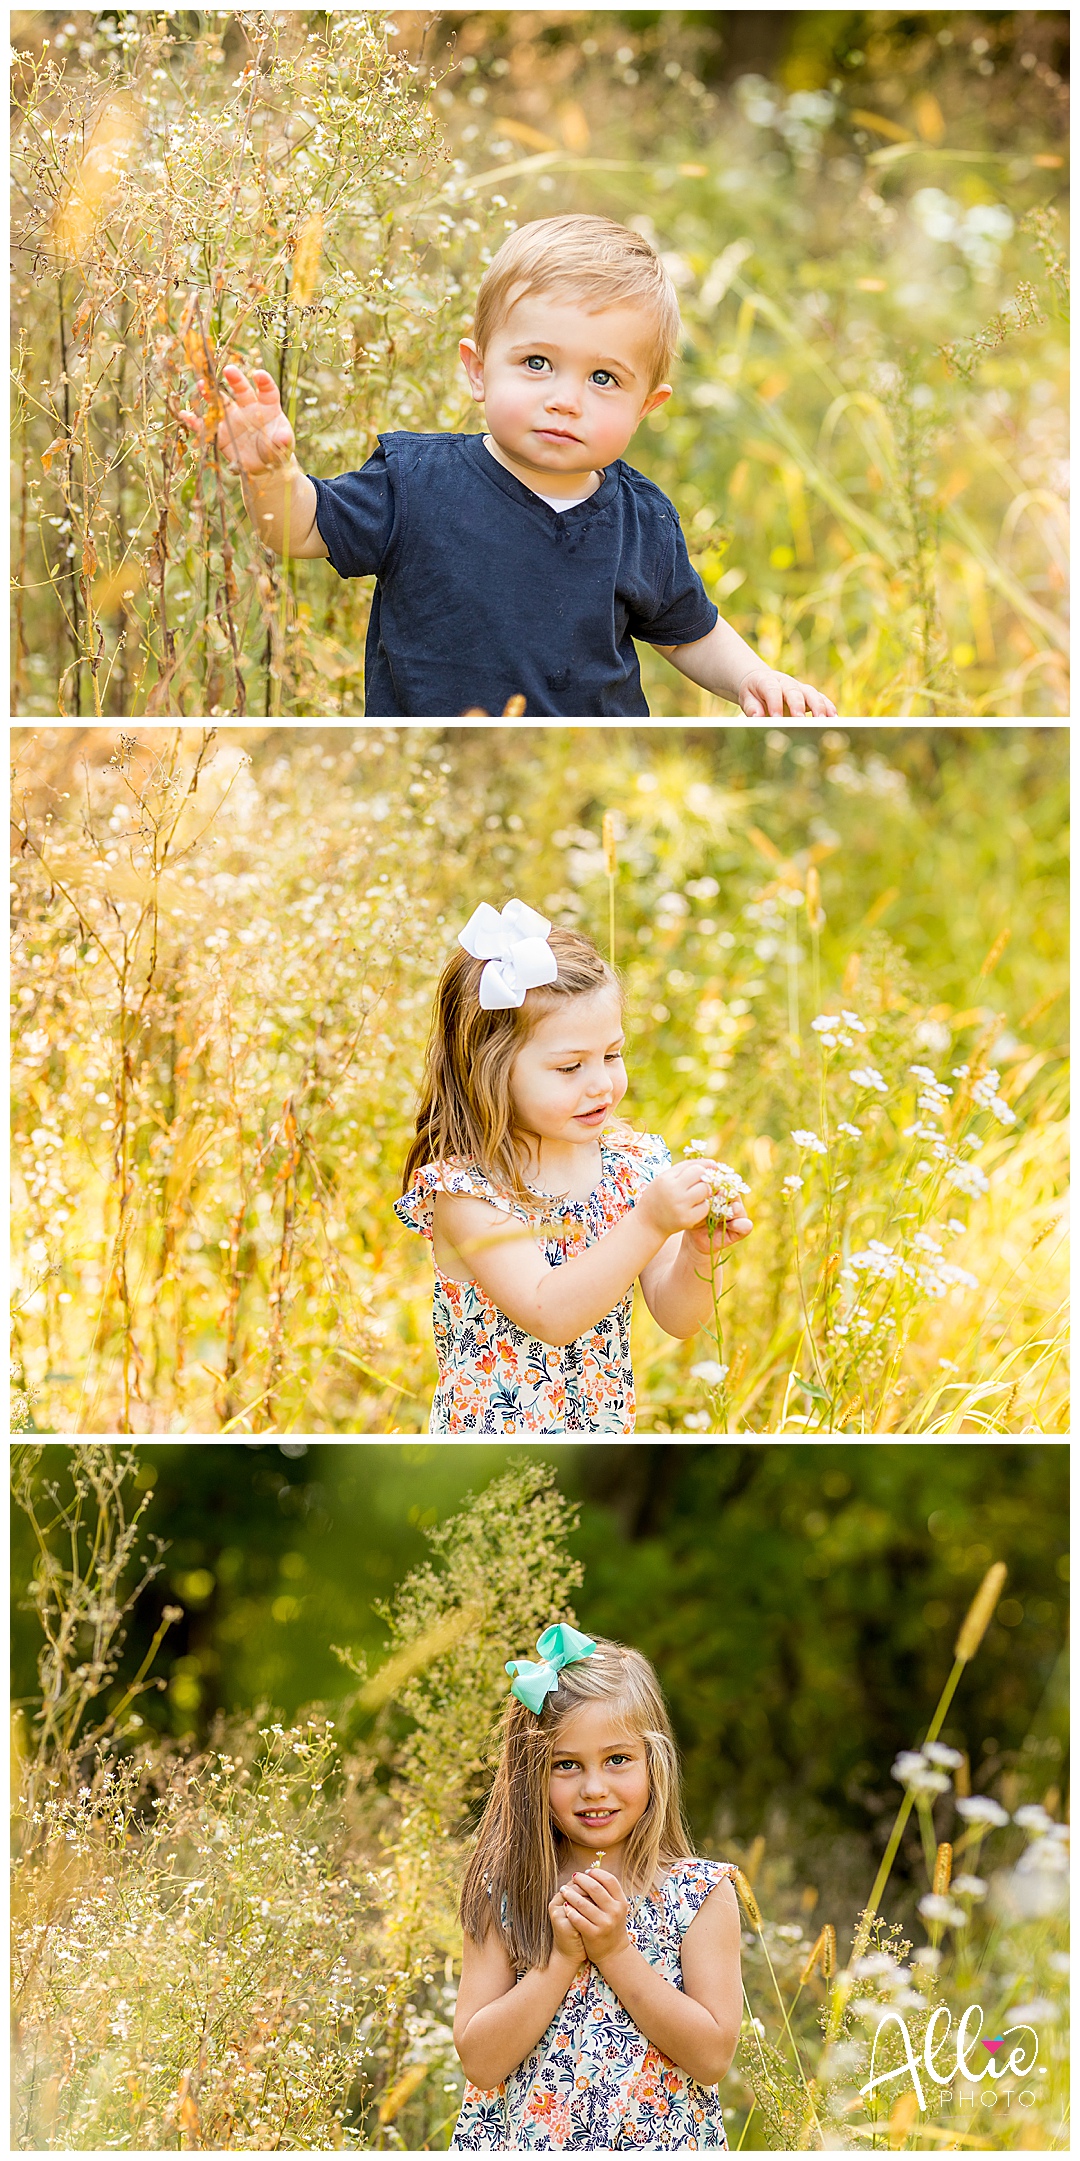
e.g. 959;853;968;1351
731;1867;762;1929
377;2063;429;2125
933;1841;953;1896
798;1921;836;1984
954;1561;1008;1660
355;1600;484;1713
290;210;324;308
835;1561;1006;2016
805;863;824;932
602;812;617;966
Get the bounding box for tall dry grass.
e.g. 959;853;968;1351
10;12;1068;718
11;1447;1069;2150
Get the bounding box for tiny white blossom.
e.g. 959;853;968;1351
909;1064;939;1083
841;1011;865;1031
819;1033;839;1048
989;1095;1017;1126
1013;1804;1055;1835
782;1174;804;1193
938;1357;958;1371
1008;1998;1060;2025
790;1129;827;1153
683;1139;708;1156
918;1893;968;1927
955;1795;1010;1827
690;1360;728;1387
952;1064;970;1078
851;1066;888;1094
946;1162;989;1199
946;1218;966;1235
951;1874;988;1898
811;1014;839;1033
923;1742;964;1767
837;1121;861;1138
892;1750;950;1795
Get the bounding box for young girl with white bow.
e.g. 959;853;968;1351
451;1623;742;2149
396;898;753;1433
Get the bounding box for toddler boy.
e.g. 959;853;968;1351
181;213;837;720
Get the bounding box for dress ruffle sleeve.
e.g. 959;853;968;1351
394;1161;521;1242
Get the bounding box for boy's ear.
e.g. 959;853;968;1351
639;383;673;418
459;337;485;402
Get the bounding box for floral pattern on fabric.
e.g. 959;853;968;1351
394;1130;671;1434
450;1857;737;2150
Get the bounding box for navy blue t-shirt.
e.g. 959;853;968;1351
308;432;717;717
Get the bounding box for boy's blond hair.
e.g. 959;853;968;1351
472;214;682;391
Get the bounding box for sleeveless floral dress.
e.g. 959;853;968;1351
451;1858;736;2150
394;1129;670;1433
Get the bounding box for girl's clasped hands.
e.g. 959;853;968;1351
553;1867;632;1965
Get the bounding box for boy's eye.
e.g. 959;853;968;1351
524;354;551;372
591;369;618;387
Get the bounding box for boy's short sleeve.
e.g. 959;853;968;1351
626;511;719;648
307;446;397;579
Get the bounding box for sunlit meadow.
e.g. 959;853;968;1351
11;1449;1069;2150
10;10;1068;719
10;725;1067;1435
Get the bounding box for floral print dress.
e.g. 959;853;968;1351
451;1858;737;2150
394;1130;670;1433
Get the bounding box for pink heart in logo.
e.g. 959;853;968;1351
981;2036;1004;2054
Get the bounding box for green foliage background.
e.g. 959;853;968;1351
10;1440;1069;1922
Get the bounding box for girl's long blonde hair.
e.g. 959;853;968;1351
402;925;621;1208
459;1636;695;1971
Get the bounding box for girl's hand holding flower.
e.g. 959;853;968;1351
684;1208;753;1256
548;1889;588;1968
559;1868;632;1963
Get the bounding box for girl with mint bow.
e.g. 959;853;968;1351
450;1627;741;2149
395;900;753;1433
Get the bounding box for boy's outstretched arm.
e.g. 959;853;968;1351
653;617;838;717
179;363;328;559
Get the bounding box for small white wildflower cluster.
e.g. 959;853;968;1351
811;1009;866;1050
790;1128;827;1154
699;1162;751;1220
836;1120;862;1139
690;1359;728;1388
909;1064;954;1116
842;1238;978;1300
970;1066;1017;1126
891;1742;962;1791
782;1173;804;1195
850;1065;888;1094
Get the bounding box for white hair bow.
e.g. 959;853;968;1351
457;899;559;1010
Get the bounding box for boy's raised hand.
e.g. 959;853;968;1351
737;665;838;719
179;363;295;475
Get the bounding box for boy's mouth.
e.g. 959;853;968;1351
535;427;582;443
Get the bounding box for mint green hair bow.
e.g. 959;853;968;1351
505;1623;597;1714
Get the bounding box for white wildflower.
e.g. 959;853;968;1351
946;1218;966;1235
955;1795;1010;1826
918;1893;968;1927
782;1174;804;1193
946;1161;990;1199
837;1121;862;1138
892;1750;950;1795
913;1232;943;1255
951;1064;970;1078
923;1742;964;1767
850;1066;888;1093
989;1095;1017;1125
699;1161;751;1217
690;1360;728;1388
853;1952;899;1978
811;1013;840;1033
841;1010;865;1031
1008;1998;1060;2025
951;1874;988;1898
911;1946;942;1970
790;1129;827;1153
908;1064;939;1083
1013;1804;1054;1835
